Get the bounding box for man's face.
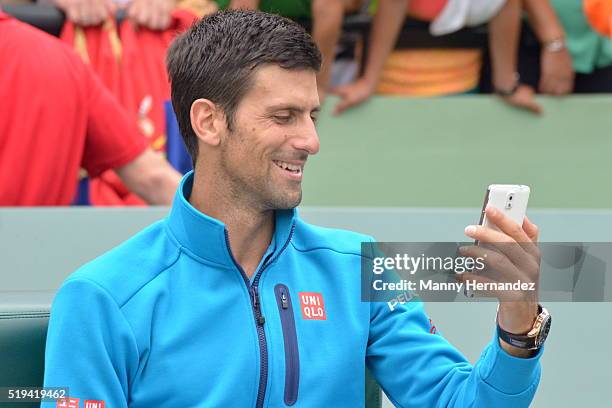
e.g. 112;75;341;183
218;65;321;210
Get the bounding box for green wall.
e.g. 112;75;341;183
303;95;612;208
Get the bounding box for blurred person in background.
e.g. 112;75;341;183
515;0;612;93
333;0;573;115
0;9;181;206
217;0;349;101
36;0;215;205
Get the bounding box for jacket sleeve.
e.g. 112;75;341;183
366;299;543;408
41;278;139;408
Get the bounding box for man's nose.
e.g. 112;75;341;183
292;119;320;155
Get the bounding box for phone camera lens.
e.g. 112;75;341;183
509;196;513;200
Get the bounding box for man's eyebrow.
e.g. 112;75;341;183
265;104;321;114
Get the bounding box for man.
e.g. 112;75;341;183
42;10;549;407
0;9;180;205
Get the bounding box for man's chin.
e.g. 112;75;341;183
266;190;302;210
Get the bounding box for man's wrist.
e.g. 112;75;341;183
497;302;539;358
497;301;539;335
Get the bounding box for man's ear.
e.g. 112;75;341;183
190;98;225;147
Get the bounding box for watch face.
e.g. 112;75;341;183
536;315;552;347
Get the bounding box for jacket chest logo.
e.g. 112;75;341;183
298;292;326;320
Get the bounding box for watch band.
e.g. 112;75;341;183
497;304;552;350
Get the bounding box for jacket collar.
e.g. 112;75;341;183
166;171;296;267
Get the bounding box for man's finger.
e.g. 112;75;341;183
522;216;539;243
459;245;518;279
486;206;532;243
476;206;540;260
467;206;539;258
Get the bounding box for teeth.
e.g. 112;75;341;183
275;161;301;172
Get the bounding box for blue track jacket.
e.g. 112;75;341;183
42;172;543;407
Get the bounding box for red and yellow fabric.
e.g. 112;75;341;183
0;12;146;206
377;48;482;96
61;4;203;205
374;0;482;96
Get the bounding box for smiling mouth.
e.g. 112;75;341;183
273;160;303;175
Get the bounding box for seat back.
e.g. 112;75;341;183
0;292;53;408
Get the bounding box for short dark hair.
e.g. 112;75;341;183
166;10;322;165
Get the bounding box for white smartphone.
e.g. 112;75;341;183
479;184;530;231
464;184;530;298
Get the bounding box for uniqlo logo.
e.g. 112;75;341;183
298;292;326;320
85;400;105;408
56;397;79;408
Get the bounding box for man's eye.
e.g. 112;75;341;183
273;115;292;123
311;115;319;124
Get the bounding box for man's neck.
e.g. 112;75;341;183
189;171;274;278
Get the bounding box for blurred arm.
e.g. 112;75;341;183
489;0;521;91
360;0;406;89
115;148;181;205
489;0;542;114
521;0;565;44
311;0;344;100
332;0;406;114
522;0;574;94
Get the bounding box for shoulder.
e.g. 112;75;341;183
291;217;375;258
62;220;180;307
1;17;91;92
1;17;80;62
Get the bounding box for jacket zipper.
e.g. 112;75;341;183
274;284;300;406
224;223;296;408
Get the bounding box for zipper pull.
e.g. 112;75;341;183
251;286;259;308
281;290;289;309
252;286;266;326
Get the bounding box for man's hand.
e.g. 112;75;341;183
56;0;115;26
460;206;541;357
331;77;377;115
500;84;543;115
127;0;176;30
539;47;575;95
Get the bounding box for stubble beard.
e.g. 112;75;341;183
219;144;302;212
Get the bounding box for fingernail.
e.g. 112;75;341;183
464;225;477;235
